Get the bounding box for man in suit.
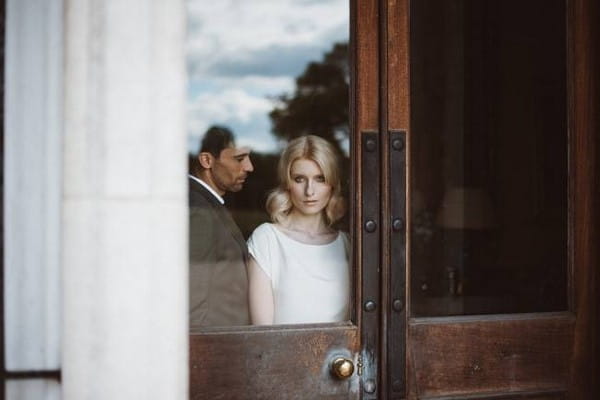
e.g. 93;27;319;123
189;126;254;329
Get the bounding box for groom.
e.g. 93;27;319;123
188;125;254;329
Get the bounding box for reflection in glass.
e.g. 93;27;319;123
247;136;350;325
186;0;350;328
410;0;568;316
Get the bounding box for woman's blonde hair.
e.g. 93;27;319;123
266;135;346;226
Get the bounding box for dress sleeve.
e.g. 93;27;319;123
341;231;351;261
247;224;273;279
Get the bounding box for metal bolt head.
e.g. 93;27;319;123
365;138;376;152
364;300;376;312
392;217;404;232
392;299;403;312
392;137;405;151
364;220;377;233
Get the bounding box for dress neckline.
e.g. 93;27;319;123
269;223;341;247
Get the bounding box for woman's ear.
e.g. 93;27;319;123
198;152;213;169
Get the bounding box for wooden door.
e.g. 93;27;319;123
189;0;598;398
384;0;599;399
188;1;380;398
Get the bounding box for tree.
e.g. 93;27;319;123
269;42;349;154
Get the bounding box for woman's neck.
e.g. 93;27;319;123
277;211;337;245
283;211;330;235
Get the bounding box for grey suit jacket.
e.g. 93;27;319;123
188;177;250;329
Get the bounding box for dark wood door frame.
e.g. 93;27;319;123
569;0;600;397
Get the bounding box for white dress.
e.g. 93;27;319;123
247;223;350;324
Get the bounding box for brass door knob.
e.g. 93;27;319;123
331;356;355;379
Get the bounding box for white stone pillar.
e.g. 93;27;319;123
61;1;188;399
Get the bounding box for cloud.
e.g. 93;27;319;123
203;43;325;78
188;88;271;127
188;75;294;101
187;88;280;153
185;0;349;153
186;0;349;78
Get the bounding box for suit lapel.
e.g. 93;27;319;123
215;205;248;257
189;178;248;257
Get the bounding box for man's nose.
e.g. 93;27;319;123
243;158;254;172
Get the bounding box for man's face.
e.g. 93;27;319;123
210;146;254;194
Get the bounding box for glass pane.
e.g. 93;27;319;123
410;0;568;316
186;0;351;328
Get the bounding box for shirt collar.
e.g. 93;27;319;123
189;175;225;204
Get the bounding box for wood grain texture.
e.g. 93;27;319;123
387;0;409;130
407;314;574;399
190;326;359;400
419;389;565;400
355;0;379;130
569;0;600;398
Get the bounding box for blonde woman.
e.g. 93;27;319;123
247;135;350;325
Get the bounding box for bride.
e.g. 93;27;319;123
247;135;350;325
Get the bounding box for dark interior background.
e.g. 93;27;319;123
410;0;568;316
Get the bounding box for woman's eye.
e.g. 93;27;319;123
316;175;325;182
293;177;304;183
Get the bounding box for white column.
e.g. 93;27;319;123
4;0;63;373
61;1;188;399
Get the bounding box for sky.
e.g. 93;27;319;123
186;0;350;154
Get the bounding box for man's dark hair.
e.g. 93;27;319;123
200;125;235;158
189;125;236;175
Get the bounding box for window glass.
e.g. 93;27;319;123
410;0;568;316
186;0;351;328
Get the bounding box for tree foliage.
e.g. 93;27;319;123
269;42;349;153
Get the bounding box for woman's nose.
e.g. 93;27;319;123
305;182;315;196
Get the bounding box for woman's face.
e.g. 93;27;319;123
288;158;332;217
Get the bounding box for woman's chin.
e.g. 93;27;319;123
296;207;326;217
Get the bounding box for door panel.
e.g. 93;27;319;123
387;0;598;399
190;325;359;399
408;314;573;398
415;392;566;400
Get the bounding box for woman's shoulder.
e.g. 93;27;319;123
335;230;349;242
338;230;351;252
249;222;278;241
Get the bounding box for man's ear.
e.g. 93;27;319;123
198;152;213;169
